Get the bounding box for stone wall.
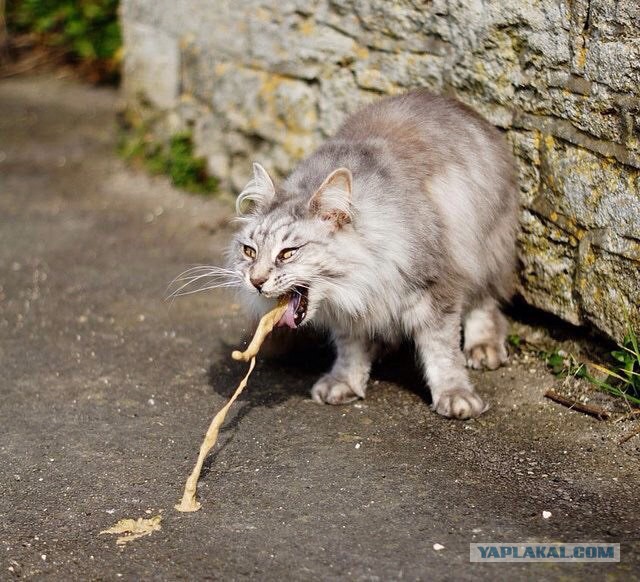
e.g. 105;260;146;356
120;0;640;341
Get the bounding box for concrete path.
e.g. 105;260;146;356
1;75;638;581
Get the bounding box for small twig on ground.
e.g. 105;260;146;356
614;409;640;423
544;389;611;420
618;425;640;445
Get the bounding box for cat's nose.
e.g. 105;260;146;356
250;275;268;292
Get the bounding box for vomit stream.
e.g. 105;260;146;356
175;299;288;512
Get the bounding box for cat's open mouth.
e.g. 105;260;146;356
277;286;309;329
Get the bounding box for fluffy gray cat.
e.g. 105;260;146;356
230;89;518;419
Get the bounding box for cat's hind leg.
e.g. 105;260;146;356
412;301;487;420
463;296;508;370
311;331;375;405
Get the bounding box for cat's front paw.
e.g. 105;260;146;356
432;387;488;419
465;341;508;370
311;375;362;405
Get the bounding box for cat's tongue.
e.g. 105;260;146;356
277;294;299;329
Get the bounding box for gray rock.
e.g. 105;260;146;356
121;21;180;109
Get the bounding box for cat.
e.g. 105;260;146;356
229;89;518;419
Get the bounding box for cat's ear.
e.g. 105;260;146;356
236;162;276;215
308;168;353;228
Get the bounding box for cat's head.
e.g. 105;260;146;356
229;162;354;328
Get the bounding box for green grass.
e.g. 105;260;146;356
543;328;640;407
507;334;522;348
7;0;121;81
118;127;218;195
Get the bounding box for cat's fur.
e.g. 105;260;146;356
230;89;518;419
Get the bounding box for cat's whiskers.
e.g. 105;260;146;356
170;280;240;298
168;265;239;286
166;265;242;301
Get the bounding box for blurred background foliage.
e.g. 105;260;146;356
2;0;121;82
118;124;219;195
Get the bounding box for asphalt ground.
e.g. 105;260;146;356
1;75;639;581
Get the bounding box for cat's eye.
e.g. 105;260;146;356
277;247;299;261
243;244;256;259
